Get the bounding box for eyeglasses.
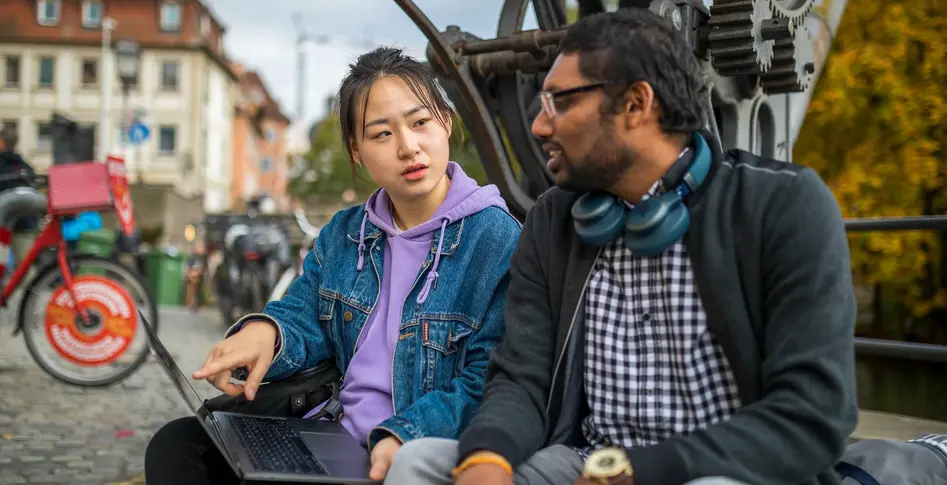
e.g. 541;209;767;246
538;81;622;119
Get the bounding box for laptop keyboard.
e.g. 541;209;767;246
229;415;328;475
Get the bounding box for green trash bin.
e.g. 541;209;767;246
76;229;115;275
77;229;114;256
146;249;185;307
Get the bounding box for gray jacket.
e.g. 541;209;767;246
458;134;859;485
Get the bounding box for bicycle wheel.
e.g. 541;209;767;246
268;267;297;304
246;265;267;314
214;262;243;325
18;254;159;387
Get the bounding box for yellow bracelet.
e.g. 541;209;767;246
451;451;513;479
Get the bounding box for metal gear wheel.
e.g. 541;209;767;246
768;0;815;30
761;20;816;94
708;0;778;76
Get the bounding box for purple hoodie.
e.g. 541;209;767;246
303;161;509;444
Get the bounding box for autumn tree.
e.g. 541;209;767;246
794;1;947;341
287;112;377;202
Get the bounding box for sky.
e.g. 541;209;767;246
203;0;542;126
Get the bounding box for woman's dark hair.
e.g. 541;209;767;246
336;46;456;167
559;9;708;133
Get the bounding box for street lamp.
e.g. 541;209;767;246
114;39;141;180
114;39;140;89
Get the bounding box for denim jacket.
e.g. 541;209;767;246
227;203;520;449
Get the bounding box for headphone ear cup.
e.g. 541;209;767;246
624;194;672;233
572;193;627;246
623;197;690;256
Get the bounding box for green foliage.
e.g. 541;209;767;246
451;120;490;185
566;0;619;23
287;113;377;202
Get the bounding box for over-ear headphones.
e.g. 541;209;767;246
571;132;712;256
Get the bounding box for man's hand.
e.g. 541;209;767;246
454;464;514;485
192;320;277;400
368;436;402;481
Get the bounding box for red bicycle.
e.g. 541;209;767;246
0;162;158;386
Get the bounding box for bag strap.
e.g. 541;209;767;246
303;379;344;421
834;461;882;485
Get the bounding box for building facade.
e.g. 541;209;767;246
0;0;237;216
231;65;291;212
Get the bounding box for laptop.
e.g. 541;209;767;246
139;310;376;484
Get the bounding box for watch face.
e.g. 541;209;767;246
585;448;631;478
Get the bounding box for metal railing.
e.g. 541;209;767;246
845;216;947;363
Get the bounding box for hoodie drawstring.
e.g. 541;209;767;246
416;218;448;304
356;213;369;271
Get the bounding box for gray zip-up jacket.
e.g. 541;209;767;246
457;134;858;485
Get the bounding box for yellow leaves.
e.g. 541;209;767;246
934;289;947;308
913;300;934;318
795;0;947;323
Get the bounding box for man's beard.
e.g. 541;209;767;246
556;127;633;193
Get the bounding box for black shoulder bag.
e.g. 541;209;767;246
204;359;344;420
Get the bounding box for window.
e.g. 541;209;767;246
202;70;209;105
1;120;18;134
200;14;210;37
160;62;179;90
4;56;20;87
81;0;103;28
37;56;55;87
36;123;53;152
81;59;97;86
160;2;181;31
261;158;272;172
158;126;176;155
36;0;60;26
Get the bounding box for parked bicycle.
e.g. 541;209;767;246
0;163;159;387
214;219;254;324
267;208;321;303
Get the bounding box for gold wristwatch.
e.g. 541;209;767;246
582;447;634;485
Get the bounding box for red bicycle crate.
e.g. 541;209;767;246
46;162;115;215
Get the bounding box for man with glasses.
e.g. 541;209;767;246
384;8;856;485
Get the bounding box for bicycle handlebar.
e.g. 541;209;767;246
0;171;47;188
293;208;321;238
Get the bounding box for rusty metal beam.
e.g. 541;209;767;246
431;45;560;77
470;46;559;76
450;28;567;56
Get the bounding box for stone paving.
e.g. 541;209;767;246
0;306;230;485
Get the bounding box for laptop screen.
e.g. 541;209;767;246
138;309;207;414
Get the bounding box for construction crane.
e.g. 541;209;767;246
291;11;374;121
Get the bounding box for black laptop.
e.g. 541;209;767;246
140;311;376;484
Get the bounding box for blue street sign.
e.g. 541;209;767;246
127;120;150;145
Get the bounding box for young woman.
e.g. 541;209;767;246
144;47;521;484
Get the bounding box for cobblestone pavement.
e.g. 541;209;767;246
0;306;229;485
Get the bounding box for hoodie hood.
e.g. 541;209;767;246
354;161;508;303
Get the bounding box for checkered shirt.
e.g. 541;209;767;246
581;185;743;450
907;434;947;460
